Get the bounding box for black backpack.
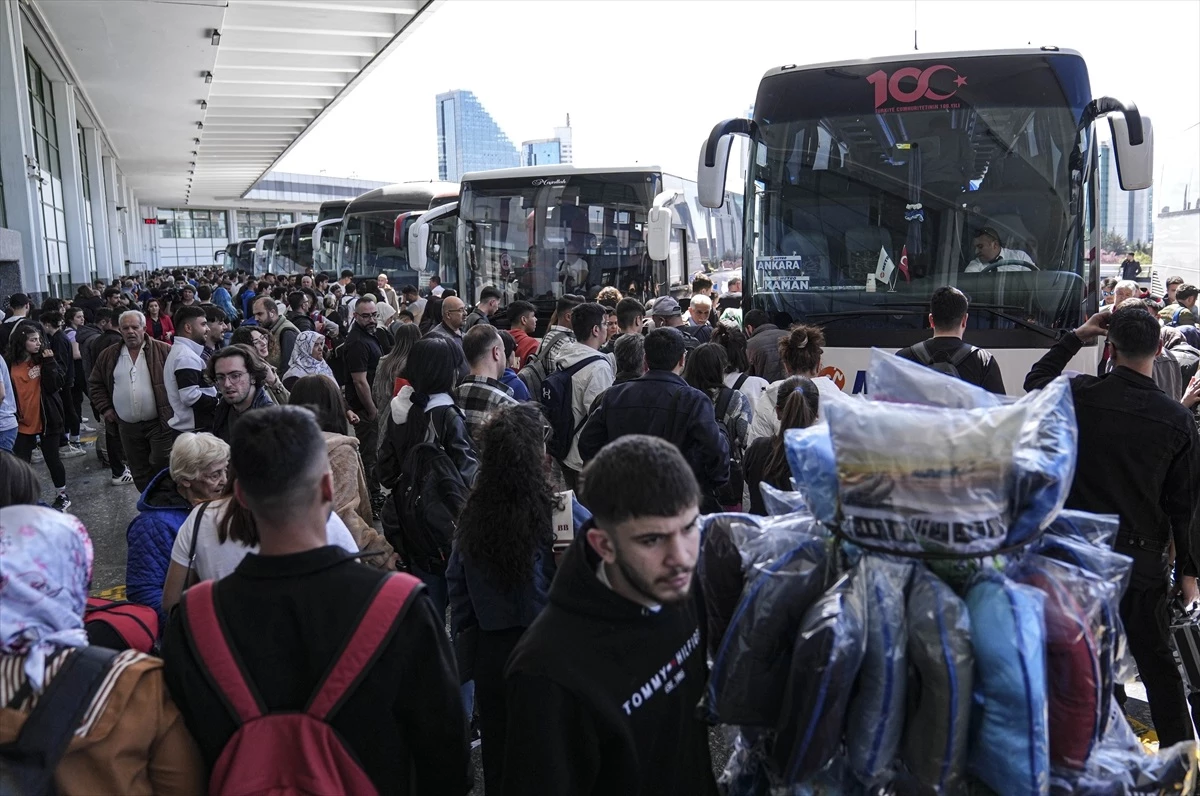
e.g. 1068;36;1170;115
541;355;607;462
393;408;470;575
0;646;117;796
911;340;977;380
713;381;746;507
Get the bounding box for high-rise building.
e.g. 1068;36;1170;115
436;90;521;182
1098;136;1154;246
521;115;573;167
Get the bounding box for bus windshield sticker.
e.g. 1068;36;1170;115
756;256;812;291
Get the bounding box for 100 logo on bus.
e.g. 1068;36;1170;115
867;65;966;108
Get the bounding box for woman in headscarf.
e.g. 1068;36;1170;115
281;330;335;390
0;505;204;794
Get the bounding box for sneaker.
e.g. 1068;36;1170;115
59;444;87;459
111;467;134;485
79;423;97;433
31;449;43;463
52;493;71;512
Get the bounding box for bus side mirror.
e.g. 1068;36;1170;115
697;118;755;209
647;204;672;262
213;250;225;264
1109;112;1153;191
409;222;430;272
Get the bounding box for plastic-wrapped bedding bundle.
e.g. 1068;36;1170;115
1011;558;1102;770
965;572;1050;796
784;424;838;525
704;522;832;726
760;481;806;516
772;570;867;785
1031;532;1134;739
902;566;973;794
698;513;765;658
845;557;914;787
1046;509;1120;547
867;346;1009;409
1068;697;1200;795
822;395;1028;555
1006;377;1077;546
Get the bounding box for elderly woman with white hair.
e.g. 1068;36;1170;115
125;432;230;619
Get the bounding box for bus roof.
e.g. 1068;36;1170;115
460;164;665;183
346;180;459;215
760;46;1083;81
318;199;351;222
256;227;278;239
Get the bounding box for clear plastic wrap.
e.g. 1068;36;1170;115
1010;557;1103;770
965;572;1050;796
845;557;914;787
1066;697;1200;794
761;481;808;517
772;570;867;785
823;397;1027;555
902;566;973;794
719;728;772;796
784;425;839;525
1007;377;1078;546
699;513;767;659
704;526;833;726
1046;509;1121;547
867;346;1008;409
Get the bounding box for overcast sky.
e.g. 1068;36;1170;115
278;0;1200;212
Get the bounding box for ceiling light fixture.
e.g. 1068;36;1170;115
200;100;208;110
193;137;200;145
204;71;213;84
196;122;204;130
210;29;221;46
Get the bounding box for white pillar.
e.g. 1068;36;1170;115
102;155;123;276
51;80;89;290
227;209;238;246
0;0;44;291
82;126;111;281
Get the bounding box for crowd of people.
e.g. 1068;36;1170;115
1;262;1200;793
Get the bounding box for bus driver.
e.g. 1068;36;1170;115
965;226;1036;273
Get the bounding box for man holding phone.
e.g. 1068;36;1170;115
1025;305;1200;746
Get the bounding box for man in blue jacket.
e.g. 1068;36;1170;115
578;328;729;510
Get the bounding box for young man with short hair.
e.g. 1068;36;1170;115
602;297;645;355
895;286;1005;394
164;305;218;434
553;302;614;487
1160;284;1200;327
343;296;385;499
502;435;717;796
505;300;539;367
163;406;471;795
401;285;426;326
454;325;518;441
253;295;300;369
463;285;501;331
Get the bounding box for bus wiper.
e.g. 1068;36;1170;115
965;305;1061;340
802;308;929;321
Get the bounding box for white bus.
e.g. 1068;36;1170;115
698;48;1153;394
336;181;458;288
449;165;742;320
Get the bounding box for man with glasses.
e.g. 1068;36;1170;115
207;344;275;444
344;295;385;506
88;309;176;490
427;295;468;345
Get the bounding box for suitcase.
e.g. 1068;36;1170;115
1168;600;1200;699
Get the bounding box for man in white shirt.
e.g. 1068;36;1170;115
429;275;446;298
965;226;1036;273
87;310;177;490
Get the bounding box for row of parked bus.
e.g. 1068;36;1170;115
214;166;744;318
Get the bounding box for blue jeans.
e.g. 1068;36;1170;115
409;563;473;717
0;427;16;452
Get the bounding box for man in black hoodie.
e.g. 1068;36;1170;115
502;435;717;796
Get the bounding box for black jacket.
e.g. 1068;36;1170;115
210;386;274;443
895;337;1006;394
286;311;315;333
377;403;478;491
501;530;718;796
578;371;729;491
161;547;471;795
47;330;73;390
1025;332;1200;588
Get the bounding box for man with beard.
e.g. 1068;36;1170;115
501;435;717;796
208;344;274;443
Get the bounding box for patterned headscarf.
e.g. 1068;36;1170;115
283;330;335;383
0;506;93;692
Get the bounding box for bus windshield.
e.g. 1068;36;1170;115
746;52;1095;349
341;211;411;276
458;172;661;308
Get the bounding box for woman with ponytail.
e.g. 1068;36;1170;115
377;336;478;615
742;376;820;514
746;324;825;443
